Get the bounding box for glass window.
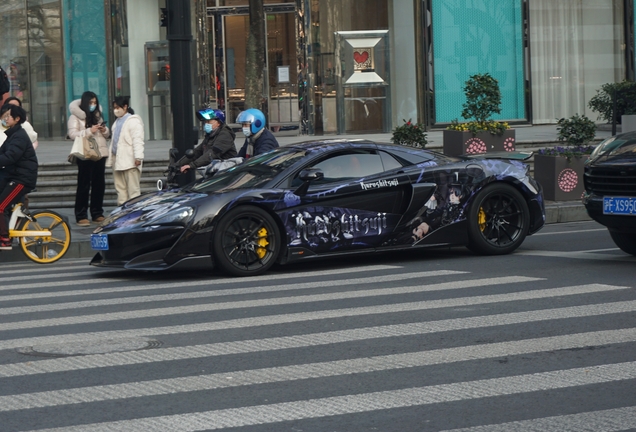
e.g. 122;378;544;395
0;1;29;113
432;0;525;123
529;0;624;123
305;152;385;184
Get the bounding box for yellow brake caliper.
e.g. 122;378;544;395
256;227;269;259
478;208;487;232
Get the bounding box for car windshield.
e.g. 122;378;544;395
188;148;307;193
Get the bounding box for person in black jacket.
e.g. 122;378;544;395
179;108;237;173
0;104;37;250
236;108;279;159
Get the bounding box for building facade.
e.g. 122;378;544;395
0;0;633;140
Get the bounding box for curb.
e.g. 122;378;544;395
0;203;592;264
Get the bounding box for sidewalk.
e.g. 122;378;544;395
2;125;608;263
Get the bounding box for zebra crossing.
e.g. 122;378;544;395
0;261;634;431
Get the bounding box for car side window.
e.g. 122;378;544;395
291;151;385;186
379;151;405;171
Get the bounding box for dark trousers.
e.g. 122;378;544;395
75;158;106;222
0;179;29;238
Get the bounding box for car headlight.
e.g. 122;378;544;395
142;206;194;227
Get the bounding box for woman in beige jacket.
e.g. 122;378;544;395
107;96;145;205
67;91;110;226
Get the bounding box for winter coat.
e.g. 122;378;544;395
0;124;38;189
0;121;37;148
238;128;279;159
107;114;145;172
67;99;110;158
185;124;237;169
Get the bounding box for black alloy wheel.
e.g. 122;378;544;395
467;183;530;255
213;205;280;276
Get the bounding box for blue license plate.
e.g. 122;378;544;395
603;196;636;215
91;234;109;250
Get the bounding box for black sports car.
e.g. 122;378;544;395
90;140;545;276
584;132;636;255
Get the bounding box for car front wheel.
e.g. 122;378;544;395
608;230;636;256
467;183;530;255
213;205;281;276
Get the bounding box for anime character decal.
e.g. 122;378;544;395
409;184;467;244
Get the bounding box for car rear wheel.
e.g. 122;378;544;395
213;205;280;276
608;230;636;255
467;183;530;255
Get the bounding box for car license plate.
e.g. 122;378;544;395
91;234;109;250
603;196;636;215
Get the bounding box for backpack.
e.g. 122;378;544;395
0;66;10;95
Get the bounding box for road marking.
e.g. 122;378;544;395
0;270;466;308
2;328;635;412
0;276;541;331
517;250;636;261
0;283;627;351
0;264;401;292
26;361;636;431
533;228;606;236
441;406;636;431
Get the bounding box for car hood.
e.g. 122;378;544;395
588;136;636;165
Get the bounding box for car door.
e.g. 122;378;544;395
276;147;413;256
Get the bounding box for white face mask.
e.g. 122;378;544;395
242;127;251;137
113;108;125;118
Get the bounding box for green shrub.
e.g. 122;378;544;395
556;113;597;146
587;81;636;123
391;119;428;148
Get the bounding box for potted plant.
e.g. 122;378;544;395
391;118;428;148
588;80;636;130
534;114;596;201
443;73;514;156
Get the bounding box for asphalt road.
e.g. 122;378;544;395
0;221;635;431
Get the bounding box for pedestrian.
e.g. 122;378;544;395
2;97;38;149
107;96;145;206
0;105;37;251
67;91;110;227
179;108;236;174
236;108;279;159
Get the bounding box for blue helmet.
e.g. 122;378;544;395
236;108;266;134
196;108;226;123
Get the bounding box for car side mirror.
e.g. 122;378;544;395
294;168;324;196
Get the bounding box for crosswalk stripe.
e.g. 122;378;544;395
0;276;542;331
517;249;636;262
0;287;631;352
3;268;102;282
0;264;401;292
441;406;636;431
27;362;636;432
3;328;636;412
0;270;466;309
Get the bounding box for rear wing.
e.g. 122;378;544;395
463;151;533;161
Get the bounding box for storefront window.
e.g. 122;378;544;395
0;1;29;112
529;0;624;123
308;0;389;134
432;0;525;124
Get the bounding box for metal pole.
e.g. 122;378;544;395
612;86;618;136
166;0;196;185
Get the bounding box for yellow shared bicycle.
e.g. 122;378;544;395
7;202;71;263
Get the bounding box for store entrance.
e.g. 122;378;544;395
209;6;298;131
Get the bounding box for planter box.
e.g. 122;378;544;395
534;154;586;201
442;129;516;157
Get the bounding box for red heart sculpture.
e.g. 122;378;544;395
353;51;369;65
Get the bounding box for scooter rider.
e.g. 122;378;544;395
236;108;279;159
179;108;237;173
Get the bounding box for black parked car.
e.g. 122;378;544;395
584;132;636;255
90;140;545;276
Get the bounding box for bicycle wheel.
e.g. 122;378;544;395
18;210;71;264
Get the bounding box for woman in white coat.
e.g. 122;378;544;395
108;96;144;205
67;91;110;226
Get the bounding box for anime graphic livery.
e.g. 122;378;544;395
90;140;545;276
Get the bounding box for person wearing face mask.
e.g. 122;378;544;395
0;105;37;251
67;91;110;227
236;108;279;160
178;108;237;174
107;96;145;206
0;98;37;149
